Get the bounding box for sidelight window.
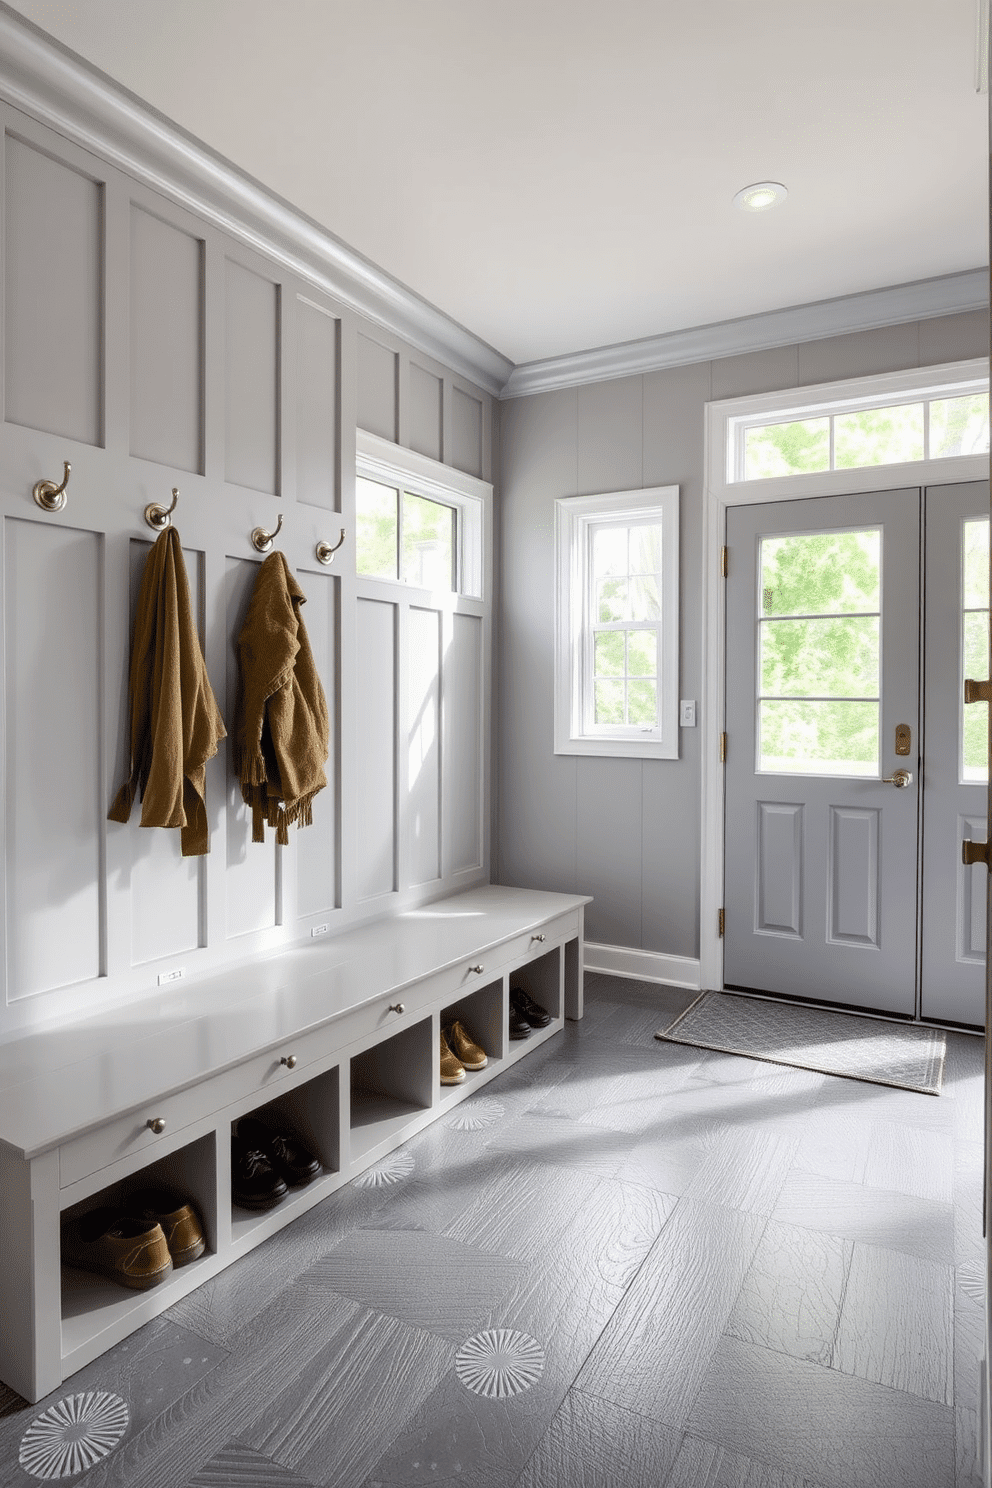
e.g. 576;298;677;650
963;517;990;783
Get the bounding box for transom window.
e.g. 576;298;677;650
356;478;457;591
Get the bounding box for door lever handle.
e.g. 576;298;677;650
881;769;913;788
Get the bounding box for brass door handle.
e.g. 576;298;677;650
881;769;912;788
963;840;990;867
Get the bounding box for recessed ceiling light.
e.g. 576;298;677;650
733;181;788;212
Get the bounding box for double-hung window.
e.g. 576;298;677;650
555;486;679;758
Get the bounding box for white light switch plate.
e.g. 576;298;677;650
679;699;696;727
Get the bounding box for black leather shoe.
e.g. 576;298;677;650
509;1002;532;1039
231;1133;288;1210
237;1117;322;1188
511;987;552;1028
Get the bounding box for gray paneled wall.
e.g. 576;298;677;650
497;309;989;959
0;103;493;1039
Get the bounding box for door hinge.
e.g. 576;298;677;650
964;678;992;704
720;545;728;578
718;908;725;936
720;731;727;763
963;839;991;868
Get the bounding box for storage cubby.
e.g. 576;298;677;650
60;1131;215;1358
509;945;562;1022
231;1066;340;1241
439;978;504;1105
349;1017;434;1160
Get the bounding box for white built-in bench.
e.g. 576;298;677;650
0;885;588;1403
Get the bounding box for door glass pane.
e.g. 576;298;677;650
963;517;990;783
758;528;881;775
761;531;880;615
401;492;455;591
759;700;879;775
744;419;830;479
356;478;398;579
834;404;924;468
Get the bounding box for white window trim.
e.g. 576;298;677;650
555;485;680;759
699;355;990;994
356;429;489;600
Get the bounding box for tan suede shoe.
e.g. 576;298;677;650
62;1207;173;1290
446;1020;488;1070
440;1028;467;1084
125;1188;207;1266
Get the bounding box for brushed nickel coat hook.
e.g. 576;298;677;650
145;487;179;530
33;461;71;512
315;528;346;565
251;513;284;553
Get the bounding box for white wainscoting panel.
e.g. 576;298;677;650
356;596;397;901
407;605;442;888
445;611;483;874
296;296;339;511
225;257;280;495
129;204;203;473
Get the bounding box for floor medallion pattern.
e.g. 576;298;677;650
445;1097;504;1131
455;1328;545;1399
19;1391;129;1480
353;1150;416;1187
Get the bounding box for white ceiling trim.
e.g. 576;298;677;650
0;4;513;397
501;269;990;400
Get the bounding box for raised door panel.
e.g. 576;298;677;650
444;611;483;874
4;135;103;446
355;597;396;900
225;259;279;494
450;387;482;478
126;538;203;966
407;606;441;887
224;555;277;936
958;815;987;963
756;802;803;937
5;518;102;998
827;806;880;948
408;365;442;462
296;566;339;917
356;335;398;442
129;206;203;473
296;296;338;511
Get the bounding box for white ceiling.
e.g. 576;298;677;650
6;0;988;367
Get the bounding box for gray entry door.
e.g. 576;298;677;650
920;480;989;1025
724;487;922;1016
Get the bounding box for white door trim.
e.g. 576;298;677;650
699;361;990;993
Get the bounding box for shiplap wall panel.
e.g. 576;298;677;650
128;538;204;966
356;597;397;900
4;135;102;446
225;258;280;494
224;554;278;937
450;387;483;478
5;518;102;999
129;206;203;473
409;365;442;463
445;611;483;873
357;335;398;442
295;567;339;918
407;605;442;887
296;297;338;511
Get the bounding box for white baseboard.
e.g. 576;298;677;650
584;942;701;991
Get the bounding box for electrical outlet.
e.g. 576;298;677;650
311;923;329;938
679;699;696;727
157;966;186;986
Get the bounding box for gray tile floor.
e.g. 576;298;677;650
0;974;984;1488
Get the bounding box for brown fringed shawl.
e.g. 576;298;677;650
108;526;226;856
232;551;329;845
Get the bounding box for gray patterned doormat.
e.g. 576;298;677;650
657;991;946;1095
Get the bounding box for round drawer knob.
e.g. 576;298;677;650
469;963;484;975
146;1117;166;1135
280;1054;298;1070
388;1002;405;1014
531;933;546;943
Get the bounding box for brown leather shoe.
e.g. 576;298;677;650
125;1188;206;1266
440;1028;466;1084
62;1207;173;1290
446;1020;488;1070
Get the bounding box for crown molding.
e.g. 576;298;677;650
501;269;990;399
0;4;513;398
